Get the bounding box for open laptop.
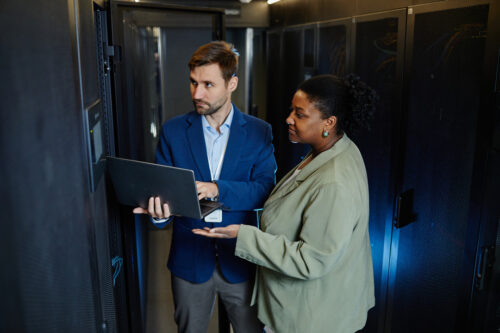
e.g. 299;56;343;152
107;156;222;219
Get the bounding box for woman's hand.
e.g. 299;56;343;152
192;225;240;239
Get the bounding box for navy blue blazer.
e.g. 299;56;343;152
155;106;276;283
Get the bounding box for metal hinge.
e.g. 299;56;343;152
102;44;121;75
104;44;121;62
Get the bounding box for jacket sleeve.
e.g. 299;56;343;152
216;124;277;211
147;125;175;228
155;125;173;167
234;182;358;280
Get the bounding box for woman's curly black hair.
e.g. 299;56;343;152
297;74;378;136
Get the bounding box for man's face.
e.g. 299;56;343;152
189;63;237;116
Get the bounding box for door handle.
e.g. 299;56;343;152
475;245;495;291
394;189;418;228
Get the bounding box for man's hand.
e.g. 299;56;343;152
196;181;219;200
192;225;240;239
133;196;171;219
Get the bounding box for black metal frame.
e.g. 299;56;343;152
281;22;316;81
109;0;225;158
94;4;131;333
317;17;352;74
347;9;408;333
448;0;500;331
68;0;107;331
393;2;498;332
267;2;500;332
107;2;226;332
265;27;284;148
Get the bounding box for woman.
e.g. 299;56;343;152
193;74;377;333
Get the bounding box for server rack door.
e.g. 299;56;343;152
274;26;316;179
349;9;407;333
108;2;224;332
386;3;490;332
266;29;284;172
462;2;500;331
467;149;500;332
317;18;351;78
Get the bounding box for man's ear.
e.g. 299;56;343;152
228;76;238;92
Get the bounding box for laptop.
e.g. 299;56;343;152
107;156;222;219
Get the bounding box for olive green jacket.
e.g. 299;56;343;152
235;135;375;333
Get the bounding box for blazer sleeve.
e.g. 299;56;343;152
216;124;276;211
146;125;175;228
234;182;357;280
155;125;173;166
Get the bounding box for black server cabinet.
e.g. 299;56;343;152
108;2;225;332
267;25;318;180
318;19;351;77
349;10;407;333
266;1;499;332
386;4;490;333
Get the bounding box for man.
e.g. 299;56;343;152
133;41;276;333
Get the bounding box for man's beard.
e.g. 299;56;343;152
193;97;226;116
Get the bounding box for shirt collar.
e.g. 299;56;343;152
202;105;234;134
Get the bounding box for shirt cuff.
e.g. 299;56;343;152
212;180;219;201
151;216;173;224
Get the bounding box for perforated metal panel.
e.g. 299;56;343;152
318;24;347;77
390;5;489;332
351;11;406;333
0;0;102;331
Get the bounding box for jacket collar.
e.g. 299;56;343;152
267;134;352;202
185;104;247;181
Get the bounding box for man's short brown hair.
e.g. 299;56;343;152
188;41;238;83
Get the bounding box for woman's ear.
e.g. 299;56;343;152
325;115;337;132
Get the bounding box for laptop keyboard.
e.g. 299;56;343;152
200;200;222;215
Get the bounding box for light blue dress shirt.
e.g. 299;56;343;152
153;106;234;224
201;106;234;180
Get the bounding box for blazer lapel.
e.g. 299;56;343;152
265;135;352;205
186;112;211;181
219;106;246;180
265;162;304;205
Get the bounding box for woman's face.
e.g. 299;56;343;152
286;90;332;145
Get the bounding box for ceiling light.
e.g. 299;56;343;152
267;0;280;4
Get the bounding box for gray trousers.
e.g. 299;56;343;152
171;267;263;333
